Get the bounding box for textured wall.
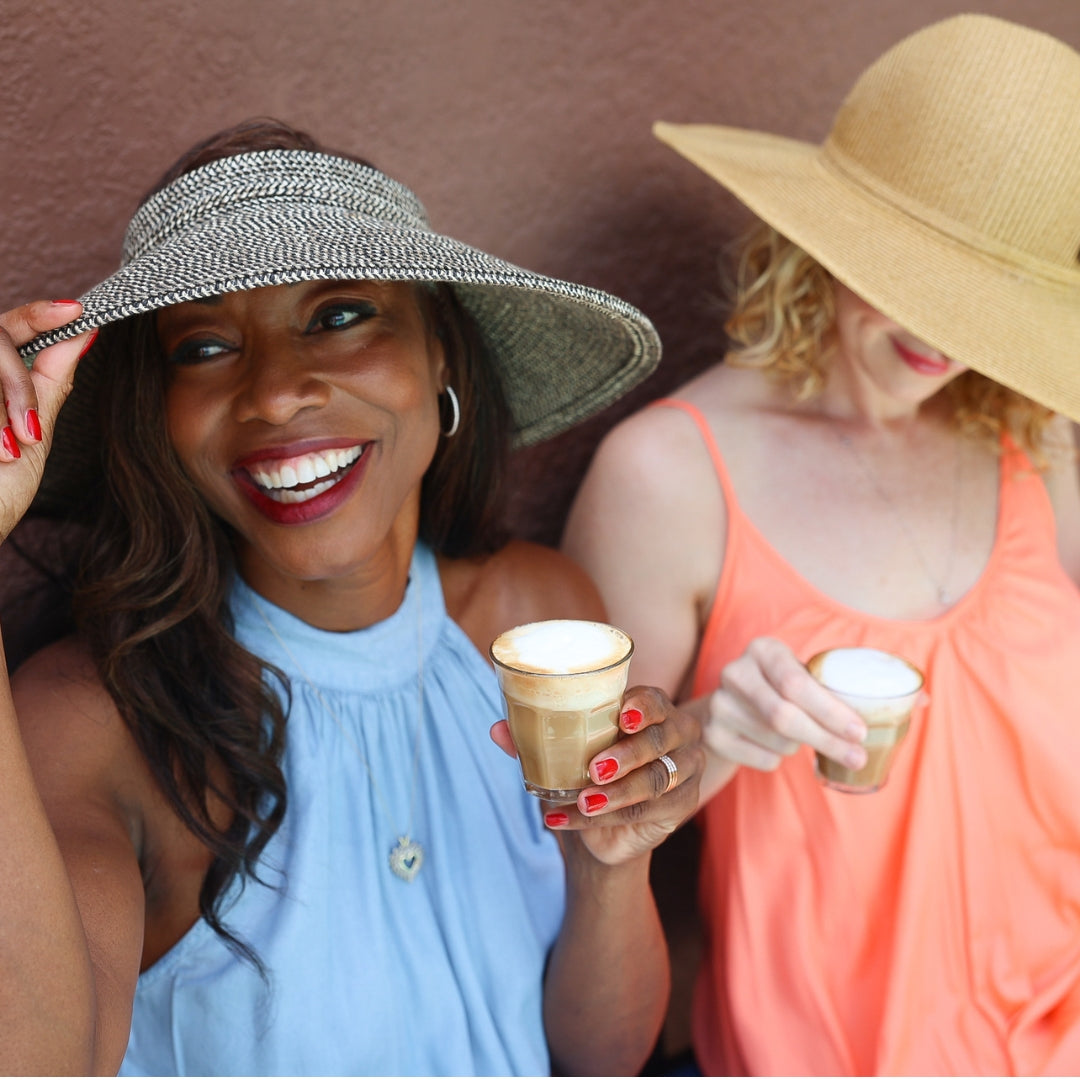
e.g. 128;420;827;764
3;0;1078;548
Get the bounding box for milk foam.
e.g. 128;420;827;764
817;647;922;697
491;620;631;674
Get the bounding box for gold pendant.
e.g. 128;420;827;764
389;836;423;882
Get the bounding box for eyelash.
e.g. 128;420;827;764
168;340;230;366
166;301;379;365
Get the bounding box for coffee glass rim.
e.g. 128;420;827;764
806;646;924;699
489;619;634;678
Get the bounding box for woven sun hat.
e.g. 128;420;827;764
22;149;660;514
654;13;1080;421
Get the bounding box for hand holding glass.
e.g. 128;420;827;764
808;646;924;794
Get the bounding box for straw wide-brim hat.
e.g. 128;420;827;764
654;14;1080;421
22;150;660;516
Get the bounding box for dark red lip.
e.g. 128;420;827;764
232;445;370;526
891;337;950;376
232;437;366;470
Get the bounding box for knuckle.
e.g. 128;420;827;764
621;794;652;823
775;666;809;700
643;721;667;756
720;662;751;698
762;699;802;741
649;758;672;799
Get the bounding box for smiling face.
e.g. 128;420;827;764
157;280;446;607
830;283;968;409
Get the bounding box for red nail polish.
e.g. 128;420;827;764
621;708;644;732
584;792;608;813
594;758;619;782
544;812;569;827
2;427;20;458
78;328;100;359
52;299;80;306
25;410;41;441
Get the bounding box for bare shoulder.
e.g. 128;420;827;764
439;541;605;656
13;636;147;814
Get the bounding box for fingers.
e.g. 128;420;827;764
0;299;82;348
488;720;518;760
543;686;704;828
0;300;89;459
707;637;868;772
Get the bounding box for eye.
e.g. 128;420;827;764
308;301;377;334
167;338;232;366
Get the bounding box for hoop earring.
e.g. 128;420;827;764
441;385;460;438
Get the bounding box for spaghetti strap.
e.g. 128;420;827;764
649;398;741;511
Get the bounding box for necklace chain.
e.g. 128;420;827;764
836;430;962;606
252;575;426;882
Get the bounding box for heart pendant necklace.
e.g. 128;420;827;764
253;573;426;883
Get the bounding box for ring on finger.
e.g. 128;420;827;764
657;753;678;795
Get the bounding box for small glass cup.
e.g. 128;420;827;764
490;619;634;801
807;646;924;794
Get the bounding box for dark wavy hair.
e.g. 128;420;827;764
72;119;512;964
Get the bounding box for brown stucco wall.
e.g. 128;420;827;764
3;0;1078;545
2;2;1078;1064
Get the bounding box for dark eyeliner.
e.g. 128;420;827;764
309;300;378;333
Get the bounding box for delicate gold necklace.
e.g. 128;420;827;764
836;429;963;606
251;577;426;883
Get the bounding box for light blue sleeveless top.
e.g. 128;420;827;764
120;543;565;1076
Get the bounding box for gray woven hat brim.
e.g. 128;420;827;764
23;150;660;514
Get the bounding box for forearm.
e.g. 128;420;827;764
544;835;667;1076
0;632;98;1073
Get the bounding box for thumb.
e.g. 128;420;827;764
489;720;519;760
30;329;98;434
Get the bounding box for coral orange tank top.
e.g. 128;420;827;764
655;399;1080;1076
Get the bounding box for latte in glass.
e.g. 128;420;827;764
491;620;634;801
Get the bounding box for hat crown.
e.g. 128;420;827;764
826;14;1080;275
123;151;431;266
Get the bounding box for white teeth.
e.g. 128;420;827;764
248;445;364;499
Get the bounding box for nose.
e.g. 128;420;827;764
232;335;331;425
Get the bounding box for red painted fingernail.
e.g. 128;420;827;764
2;427;20;458
544;812;569;827
584;792;608;813
52;299;80;307
621;708;643;732
25;410;41;441
594;758;619;782
78;327;100;359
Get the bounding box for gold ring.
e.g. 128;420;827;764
658;753;678;794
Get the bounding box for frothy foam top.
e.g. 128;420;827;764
815;647;922;697
491;620;631;674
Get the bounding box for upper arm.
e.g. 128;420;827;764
12;641;147;1071
561;406;725;699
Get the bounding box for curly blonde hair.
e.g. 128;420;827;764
723;222;1057;459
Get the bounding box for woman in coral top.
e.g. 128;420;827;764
563;14;1080;1076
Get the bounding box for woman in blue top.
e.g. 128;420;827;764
0;119;702;1075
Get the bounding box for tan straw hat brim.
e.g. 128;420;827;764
653;15;1080;421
